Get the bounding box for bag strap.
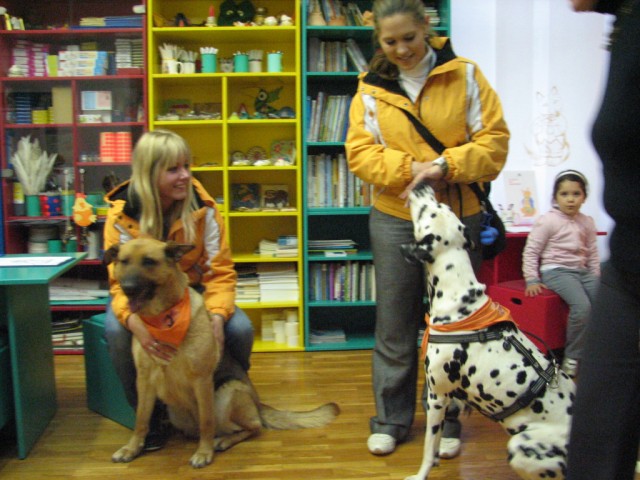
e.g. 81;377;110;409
401;108;489;201
401;109;445;155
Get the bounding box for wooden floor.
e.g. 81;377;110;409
0;350;612;480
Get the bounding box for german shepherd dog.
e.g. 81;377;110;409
105;238;339;468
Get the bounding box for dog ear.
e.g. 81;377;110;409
103;244;120;266
165;241;196;262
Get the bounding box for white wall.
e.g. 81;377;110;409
451;0;613;257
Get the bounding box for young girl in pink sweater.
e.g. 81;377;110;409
522;170;600;378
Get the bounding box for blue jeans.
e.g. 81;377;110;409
104;299;254;407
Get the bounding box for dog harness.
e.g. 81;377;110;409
423;299;559;421
140;288;191;347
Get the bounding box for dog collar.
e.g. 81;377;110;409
140;288;191;347
421;299;513;360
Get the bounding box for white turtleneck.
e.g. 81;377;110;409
398;46;436;103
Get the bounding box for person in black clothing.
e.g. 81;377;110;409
567;1;640;479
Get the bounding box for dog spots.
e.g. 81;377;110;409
507;424;527;435
477;384;494;402
516;371;528;385
531;400;544;414
490;369;500;378
444;361;462;383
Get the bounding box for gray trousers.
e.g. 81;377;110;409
541;267;600;360
368;207;483;441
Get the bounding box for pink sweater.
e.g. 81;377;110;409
522;208;600;284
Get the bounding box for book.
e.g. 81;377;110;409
345;38;368;72
231;183;260;211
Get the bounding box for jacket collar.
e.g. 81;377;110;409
106;180;209;220
361;37;458;96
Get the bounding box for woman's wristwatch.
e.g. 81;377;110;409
432;157;449;177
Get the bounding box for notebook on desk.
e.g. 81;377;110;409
0;256;74;267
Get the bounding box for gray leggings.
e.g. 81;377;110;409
368;207;483;441
541;267;600;360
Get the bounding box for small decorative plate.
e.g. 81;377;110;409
246;146;267;162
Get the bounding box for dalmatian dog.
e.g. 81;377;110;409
402;183;575;480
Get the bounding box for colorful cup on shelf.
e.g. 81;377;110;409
267;52;283;72
233;53;249;72
25;195;41;216
201;53;217;73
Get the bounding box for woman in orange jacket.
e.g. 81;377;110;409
103;129;253;451
345;0;509;457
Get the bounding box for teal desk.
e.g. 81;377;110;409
0;253;86;458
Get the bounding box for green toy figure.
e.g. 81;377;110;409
254;86;283;117
218;0;255;26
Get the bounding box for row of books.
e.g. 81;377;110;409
307;38;367;73
312;0;367;27
307;153;374;208
306;92;352;142
308;261;376;302
236;263;299;303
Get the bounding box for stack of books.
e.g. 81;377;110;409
257;263;299;302
309;328;346;345
258;235;298;257
308;239;358;256
52;317;84;354
236;264;260;302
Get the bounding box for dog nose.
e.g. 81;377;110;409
120;274;149;297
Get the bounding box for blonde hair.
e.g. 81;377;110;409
369;0;431;80
129;129;198;241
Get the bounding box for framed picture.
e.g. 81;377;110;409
231;183;260;210
261;184;289;209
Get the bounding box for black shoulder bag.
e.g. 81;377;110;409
401;110;506;260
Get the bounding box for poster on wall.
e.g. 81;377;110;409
501;170;540;231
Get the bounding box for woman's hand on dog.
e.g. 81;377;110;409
400;160;446;205
127;313;177;361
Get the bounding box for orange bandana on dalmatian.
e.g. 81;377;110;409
140;288;191;347
421;299;515;360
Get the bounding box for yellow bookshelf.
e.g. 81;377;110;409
147;0;303;352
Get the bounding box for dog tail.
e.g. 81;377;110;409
259;402;340;430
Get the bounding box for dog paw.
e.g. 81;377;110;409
214;437;232;451
112;445;142;463
189;450;213;468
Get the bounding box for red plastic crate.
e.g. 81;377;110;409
487;279;568;353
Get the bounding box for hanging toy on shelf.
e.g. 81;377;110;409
72;168;96;247
72;194;97;228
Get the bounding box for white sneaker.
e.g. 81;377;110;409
367;433;396;455
439;437;461;459
562;358;579;378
